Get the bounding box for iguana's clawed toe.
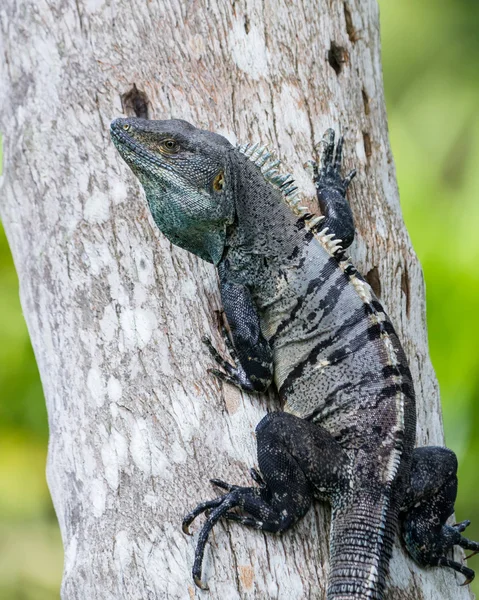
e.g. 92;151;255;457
201;335;232;370
202;335;244;387
344;168;357;188
249;467;266;488
313;129;356;194
203;332;271;393
210;478;233;491
437;557;475;586
193;575;209;591
453;519;471;532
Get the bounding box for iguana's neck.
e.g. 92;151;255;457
226;153;300;260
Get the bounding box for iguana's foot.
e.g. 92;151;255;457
182;475;286;590
306;128;356;249
401;446;479;586
314;129;356;194
202;331;269;393
182;412;349;590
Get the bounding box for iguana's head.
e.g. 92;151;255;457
110;118;235;264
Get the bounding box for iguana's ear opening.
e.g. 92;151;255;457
213;170;225;192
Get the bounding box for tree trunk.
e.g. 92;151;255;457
0;0;472;598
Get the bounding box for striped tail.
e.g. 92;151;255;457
327;487;398;600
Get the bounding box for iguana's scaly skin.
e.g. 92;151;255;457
111;118;479;599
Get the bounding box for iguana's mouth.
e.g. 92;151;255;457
110;121;176;175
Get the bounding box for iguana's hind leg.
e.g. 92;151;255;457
183;411;349;589
307;129;356;249
401;446;479;585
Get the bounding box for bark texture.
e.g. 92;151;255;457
0;0;473;598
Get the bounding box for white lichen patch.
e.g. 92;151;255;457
129;417;169;477
114;530;133;572
101;440;120;490
101;429;128;490
169;440;187;464
84;190;110;224
143;493;160;507
120;308;158;349
81;440;98;478
129;418;151;475
107;375;122;402
228;19;268;80
189;34;206;61
269;554;305;599
63;534;78;574
85;0;105;14
87;367;106;407
90;477;107;517
110;179;128;205
279;83;311;140
99;303;119;342
133;248;155;287
154;330;174;375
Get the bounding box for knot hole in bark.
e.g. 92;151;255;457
365;266;382;299
121;84;150;119
363;131;372;160
343;4;360;43
362;88;370;115
328;42;348;75
401;265;411;317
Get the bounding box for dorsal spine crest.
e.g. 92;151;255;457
237;140;349;263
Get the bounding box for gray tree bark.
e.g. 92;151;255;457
0;0;472;598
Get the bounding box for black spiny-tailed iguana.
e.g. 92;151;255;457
110;117;479;599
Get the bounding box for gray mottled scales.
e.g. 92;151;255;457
111;118;479;599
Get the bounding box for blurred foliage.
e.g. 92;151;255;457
0;136;63;597
0;0;478;597
380;0;479;595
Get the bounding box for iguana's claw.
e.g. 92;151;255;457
202;328;271;393
182;521;192;535
187;486;248;592
344;168;357;188
453;520;471;532
453;519;479;558
202;337;238;383
437;556;476;586
194;575;209;591
250;467;266;487
313;129;356;194
460;570;475;586
207;368;236;386
210;478;233;491
202;336;231;367
182;497;225;535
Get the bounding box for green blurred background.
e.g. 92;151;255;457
0;0;478;597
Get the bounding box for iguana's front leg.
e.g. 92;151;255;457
308;129;356;249
203;275;273;393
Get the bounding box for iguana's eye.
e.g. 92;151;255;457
213;170;225;192
160;139;180;155
123;124;131;131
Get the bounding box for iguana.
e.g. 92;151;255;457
110;117;479;599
